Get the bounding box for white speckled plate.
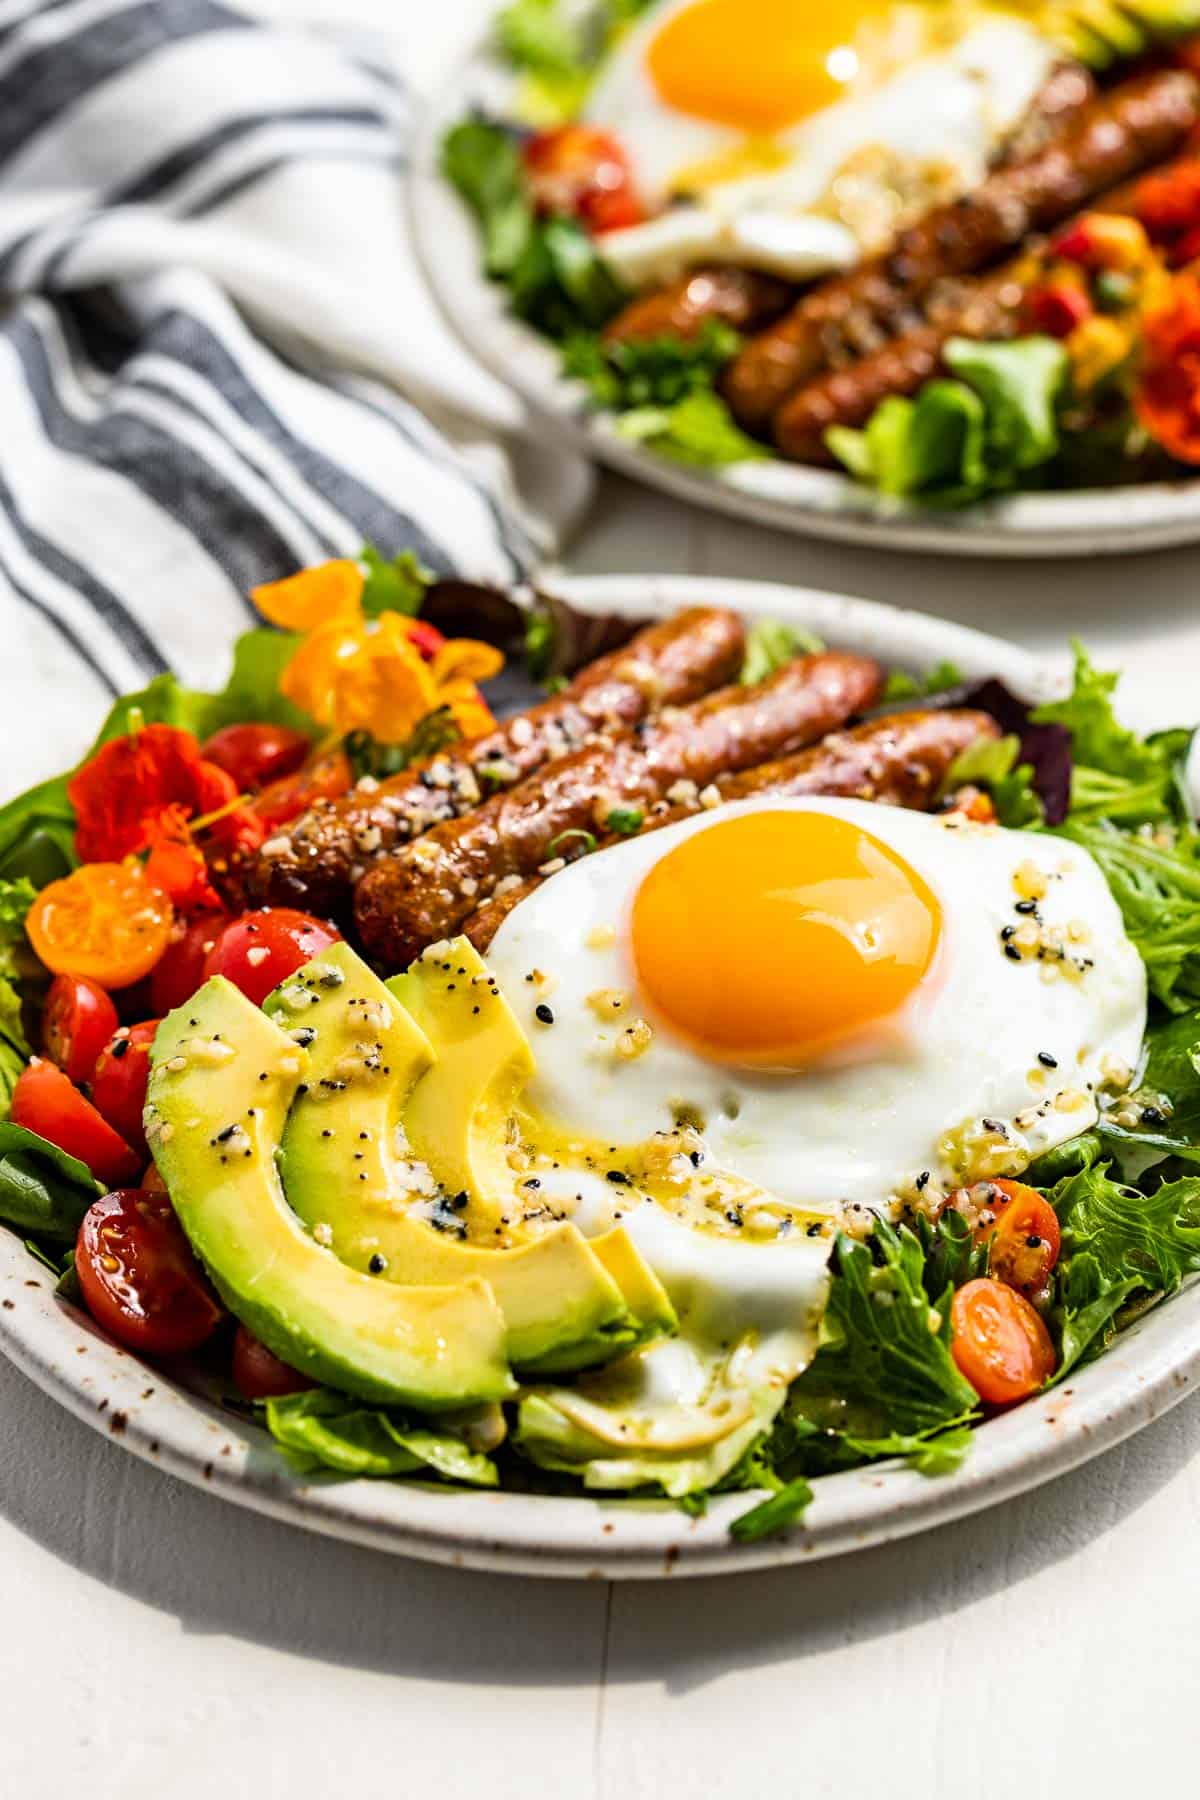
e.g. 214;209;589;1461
410;36;1200;559
2;576;1197;1579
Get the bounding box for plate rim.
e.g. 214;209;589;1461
409;32;1200;559
3;572;1197;1580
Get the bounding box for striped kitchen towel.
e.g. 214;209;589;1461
0;0;590;792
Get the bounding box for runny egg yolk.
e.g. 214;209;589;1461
630;810;942;1067
646;0;885;136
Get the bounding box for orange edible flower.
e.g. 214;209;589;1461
253;557;502;747
1134;272;1200;465
251;559;364;630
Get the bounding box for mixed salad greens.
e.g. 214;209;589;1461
1;555;1199;1541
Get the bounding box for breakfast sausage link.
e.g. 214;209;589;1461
462;707;999;950
723;65;1200;433
772;141;1200;461
244;605;746;917
354;651;885;969
602;267;795;347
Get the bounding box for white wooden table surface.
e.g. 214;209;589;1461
3;7;1200;1795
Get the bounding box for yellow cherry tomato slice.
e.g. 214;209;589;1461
27;861;174;989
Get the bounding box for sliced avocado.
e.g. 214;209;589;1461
387;941;533;1235
267;941;669;1374
1071;0;1146;56
146;975;513;1410
590;1228;677;1345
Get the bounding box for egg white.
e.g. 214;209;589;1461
488;796;1147;1213
586;9;1056;284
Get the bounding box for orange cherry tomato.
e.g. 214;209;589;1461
966;1178;1061;1300
231;1324;316;1399
26;861;173;989
951;1278;1056;1406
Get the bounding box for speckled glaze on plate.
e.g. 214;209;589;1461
410;37;1200;559
2;576;1197;1579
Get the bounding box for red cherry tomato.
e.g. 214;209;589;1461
522;126;645;234
90;1020;161;1161
200;722;311;794
41;975;119;1085
76;1189;223;1357
141;1160;168;1193
250;749;353;832
150;909;229;1014
231;1324;316;1399
10;1058;141;1187
963;1178;1061;1301
950;1278;1057;1406
202;908;340;1006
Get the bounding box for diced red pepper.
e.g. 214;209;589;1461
1023;279;1093;339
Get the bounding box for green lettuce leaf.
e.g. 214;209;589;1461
0;1122;100;1243
264;1389;499;1486
615;389;767;467
1036;642;1176;822
790;1221;979;1440
882;659;964;702
359;547;433;620
827;336;1068;504
563;318;741;410
442;121;625;337
1098;1009;1200;1173
943;336;1067;472
1054;817;1200;1012
1048;1163;1200;1375
740;619;825;685
941;733;1044;828
515;1386;784;1499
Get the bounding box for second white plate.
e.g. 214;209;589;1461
410;35;1200;559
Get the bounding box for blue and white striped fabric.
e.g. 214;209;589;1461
0;0;588;791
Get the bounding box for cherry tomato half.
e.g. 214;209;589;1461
26;861;174;989
90;1020;161;1161
231;1324;316;1399
967;1178;1061;1301
202;908;340;1007
76;1189;223;1357
250;749;353;832
200;722;311;794
42;974;119;1085
522;126;645;235
10;1058;142;1187
951;1278;1057;1406
150;909;229;1014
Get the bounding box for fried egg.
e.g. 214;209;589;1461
489;797;1147;1217
585;0;1057;283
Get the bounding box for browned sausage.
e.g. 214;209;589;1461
723;66;1200;433
244;606;745;917
772;267;1028;462
463;706;998;950
995;62;1096;168
603;267;795;347
354;651;885;968
772;144;1200;461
